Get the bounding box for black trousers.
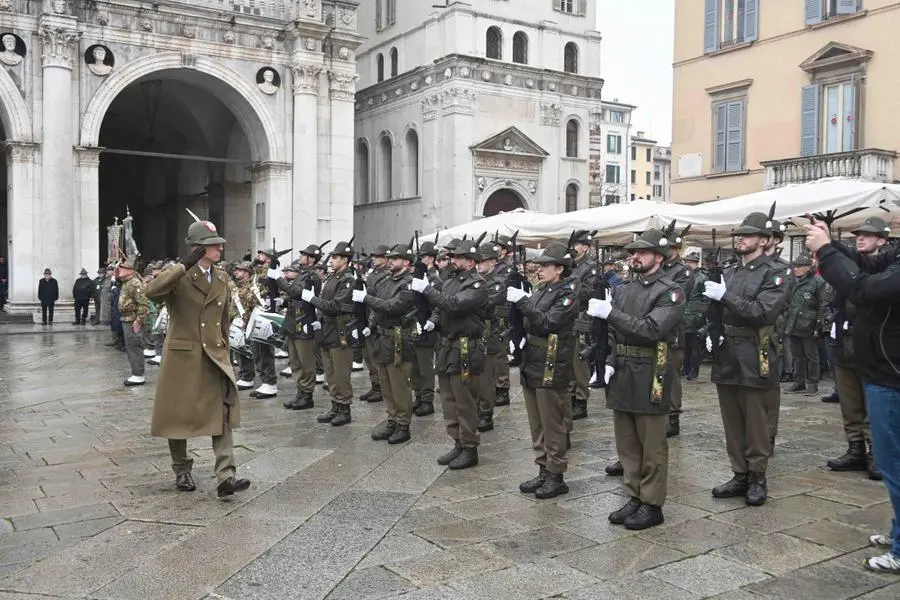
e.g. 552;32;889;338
41;302;55;323
74;299;89;323
684;333;703;377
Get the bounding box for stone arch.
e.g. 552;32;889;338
377;130;394;202
478;180;531;217
564;179;580;212
355;137;370;205
0;66;32;141
80;52;283;162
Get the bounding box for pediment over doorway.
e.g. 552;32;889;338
470;126;549;159
800;42;872;73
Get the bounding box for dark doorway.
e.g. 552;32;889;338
483;188;524;217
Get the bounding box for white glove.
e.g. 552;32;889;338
506;287;529;304
301;288;315;302
587;297;612;319
311;321;322;331
352;288;367;303
422;320;435;332
267;268;283;280
706;335;724;352
604;365;615;385
508;337;527;354
352;328;369;340
830;322;837;339
703;280;727;301
410;277;429;293
362;326;371;337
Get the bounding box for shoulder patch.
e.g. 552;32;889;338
774;275;784;287
669;290;681;303
474;281;481;288
494;284;502;291
563;297;572;306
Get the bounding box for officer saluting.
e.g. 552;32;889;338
588;229;685;529
704;211;790;506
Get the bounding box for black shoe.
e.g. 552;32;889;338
779;371;794;383
666;414;680;438
609;497;642;524
366;392;383;403
605;460;623;476
827;441;867;471
495;389;510;406
359;389;377;402
414;402;434;417
745;472;767;506
175;473;196;492
217;476;251;498
519;467;548;494
534;472;569;499
388;424;411;445
712;473;749;498
412;395;422;411
317;402;338;423
566;432;571;450
572;397;587;420
821;392;840;403
448;447;478;470
437;444;462;466
284;394;314;410
477;413;494;432
785;382;806;393
371;420;396;441
330;404;351;427
867;450;883;481
624;504;664;530
803;383;819;397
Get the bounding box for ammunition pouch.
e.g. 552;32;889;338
652;342;668;404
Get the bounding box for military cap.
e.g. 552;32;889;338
769;219;788;240
386;243;415;261
419;241;437;256
444;238;461;251
232;260;255;274
299;243;326;261
370;244;390;257
476;242;499;262
448;238;482;260
792;253;813;267
853;216;891;238
624;229;672;257
732;212;773;237
330;240;355;257
684;252;701;264
282;262;300;273
185;220;226;245
117;256;137;270
531;241;573;267
572;230;596;246
79;267;88;275
436;249;449;261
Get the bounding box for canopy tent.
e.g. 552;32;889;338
517;200;665;246
422;209;549;248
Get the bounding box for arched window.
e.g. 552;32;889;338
355;139;370;205
405;129;419;197
378;134;393;202
513;31;528;64
390;47;398;77
486;26;503;60
376;53;384;82
564;42;579;74
566;119;579;158
565;183;579;212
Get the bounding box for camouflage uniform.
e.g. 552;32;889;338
119;273;150;378
230;276;260;385
252;264;277;390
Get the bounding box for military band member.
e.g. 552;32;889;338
230;261;259;390
118;257;151;387
474;242;508;432
784;253;825;397
412;239;489;470
662;227;695;438
356;244;417;444
250;249;278;399
360;245;390;403
570;230;599;421
510;242;579;499
306;241;356;427
410;240;440;417
704;212;790;506
492;235;515;407
588;229;685;529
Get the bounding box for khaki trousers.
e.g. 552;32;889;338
409;345;436;404
168;406;235;484
437;373;480;448
476;353;497;415
494;349;510;392
122;324;145;377
570;338;590;403
522;386;569;475
765;387;781;440
669;348;684;413
836;363;870;443
614;411;668;506
323;345;354;405
716;384;771;473
364;339;381;391
287;337;317;395
377;361;413;426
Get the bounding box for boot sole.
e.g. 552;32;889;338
745;497;767;506
388;436;411;445
827;463;867;471
624;516;664;530
448;459;478;470
712;489;748;498
331;420;351;427
476;425;494;432
535;484;569;500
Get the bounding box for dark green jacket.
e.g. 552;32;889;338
519;277;579;390
364;270;416;364
423;267;489;375
310;268;355;349
785;272;825;337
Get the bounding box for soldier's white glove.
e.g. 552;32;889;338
703;280;727;301
301;288;315;302
830;322;837;339
604;365;616;385
352;288;367;303
509;337;527;354
506;287;529;304
311;321;322;331
706;335;724;352
362;326;371;337
422;320;435;332
352;328;371;340
267;268;283;280
587;297;612;319
410;277;429;293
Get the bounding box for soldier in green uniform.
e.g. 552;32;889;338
436;249;453;281
704;212;791;506
510;242;579;499
230;261;260;390
409;240;440;416
360;245;390;403
250;249;279;399
784;253;825;396
492;235;515;407
473;242;507;432
763;219;794;446
357;244;417;444
682;253;708;381
570;231;599;421
306;241;356;427
118;257;151;387
412;238;489;469
662;227;695;438
589;229;685;529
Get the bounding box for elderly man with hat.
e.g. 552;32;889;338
230;260;261;390
359;245;391;403
569;230;600;421
71;267;93;325
681;253;708;381
586;230;685;528
509;242;580;499
783;253;825;397
492;234;517;407
117;256;151;386
410;239;441;416
144;219;250;497
412;237;489;469
473;241;509;432
37;267;59;325
702;211;790;506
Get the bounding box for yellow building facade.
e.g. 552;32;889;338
630;132;657;201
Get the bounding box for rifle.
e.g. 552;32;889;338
412;231;431;336
706;228;725;358
577;275;611;386
298;240;328;334
506;230;530;366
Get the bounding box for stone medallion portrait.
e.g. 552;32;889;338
84;44;114;76
256;67;281;95
0;33;25;67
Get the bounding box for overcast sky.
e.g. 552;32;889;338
596;0;674;145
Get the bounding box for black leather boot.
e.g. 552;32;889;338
284;393;314;410
448;447;478;470
330;404;351;427
414;401;434;417
366;390;383;403
519;467;548;494
412;393;422;411
371;420;396;441
495;388;510;406
666;413;680;438
821;391;839;403
785;381;806;393
712;473;749;498
175;473;196;492
827;440;867;471
437;443;462;466
217;476;251;498
316;402;338;423
477;413;494;432
388;423;411;445
745;471;767;506
779;371;794;383
534;472;569;499
624;503;664;530
608;497;642;524
868;447;883;481
572;397;587;420
605;460;623;476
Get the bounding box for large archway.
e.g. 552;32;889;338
482;188;525;217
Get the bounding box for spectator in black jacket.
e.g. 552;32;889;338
72;268;93;325
37;268;58;325
806;220;900;575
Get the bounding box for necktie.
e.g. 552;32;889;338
206;270;212;283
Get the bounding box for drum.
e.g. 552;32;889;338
245;308;286;349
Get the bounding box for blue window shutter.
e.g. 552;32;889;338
805;0;823;25
800;85;820;156
704;0;718;53
836;0;858;15
843;76;858;151
725;101;744;172
714;103;727;172
744;0;759;42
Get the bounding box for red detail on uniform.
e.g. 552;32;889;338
204;221;217;232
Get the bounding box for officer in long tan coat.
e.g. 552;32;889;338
145;220;250;498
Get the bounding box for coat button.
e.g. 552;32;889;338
216;322;220;327
201;323;205;327
203;343;207;348
218;301;222;306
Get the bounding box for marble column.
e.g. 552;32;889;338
327;69;358;243
5;142;38;304
290;62;322;249
39;17;80;299
250;161;292;255
75;147;101;271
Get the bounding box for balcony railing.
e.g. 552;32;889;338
761;148;897;189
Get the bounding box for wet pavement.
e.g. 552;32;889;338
0;331;896;599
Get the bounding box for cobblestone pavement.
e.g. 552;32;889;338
0;331;897;600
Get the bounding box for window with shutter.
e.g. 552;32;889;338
805;0;823;24
553;0;564;11
744;0;758;42
800;85;819;156
725;100;744;172
704;0;719;53
706;0;759;53
713;103;727;172
376;0;383;30
388;0;396;25
836;0;859;15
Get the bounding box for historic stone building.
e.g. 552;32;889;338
0;0;361;306
352;0;603;248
